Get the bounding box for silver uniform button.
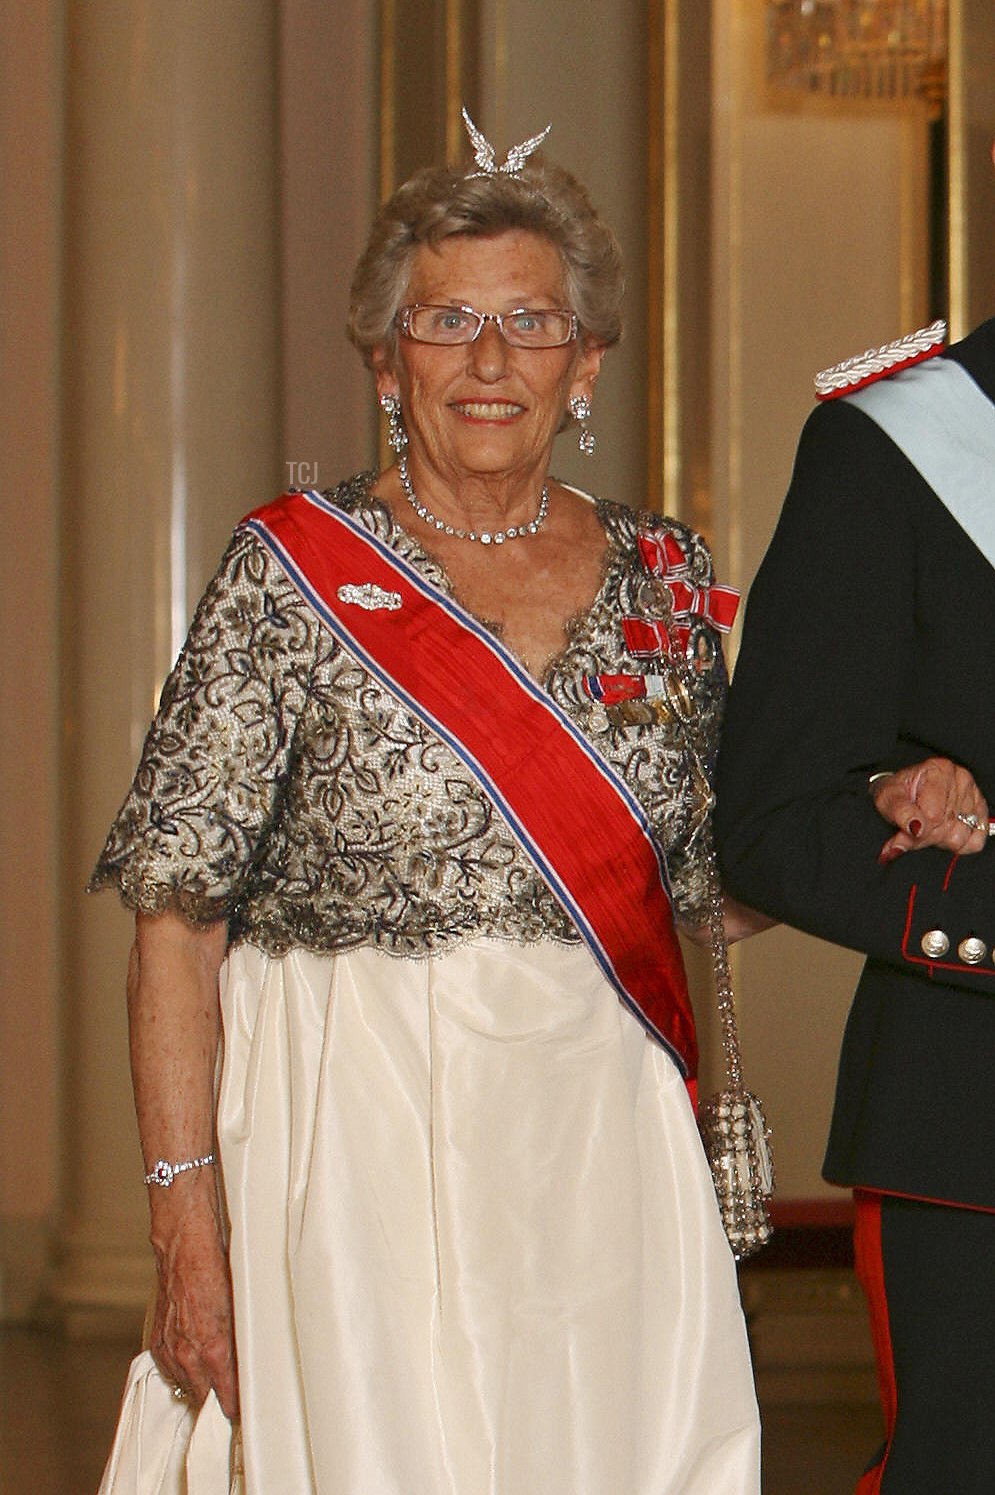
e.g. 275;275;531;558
920;929;950;959
957;936;987;966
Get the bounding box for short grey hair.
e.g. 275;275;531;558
347;155;624;366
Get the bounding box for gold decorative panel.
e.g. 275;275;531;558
379;0;481;195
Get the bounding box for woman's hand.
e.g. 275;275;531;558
681;895;776;947
148;1177;239;1419
873;757;990;863
128;909;236;1416
722;895;778;944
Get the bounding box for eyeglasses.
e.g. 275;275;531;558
397;303;578;349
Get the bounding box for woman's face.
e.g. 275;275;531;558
374;229;604;488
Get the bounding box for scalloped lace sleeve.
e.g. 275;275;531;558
88;527;325;924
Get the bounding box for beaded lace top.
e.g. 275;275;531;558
89;473;726;956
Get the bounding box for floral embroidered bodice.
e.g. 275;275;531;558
90;473;726;955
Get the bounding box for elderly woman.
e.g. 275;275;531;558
92;121;762;1495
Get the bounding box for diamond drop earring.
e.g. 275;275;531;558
379;392;408;452
569;394;596;456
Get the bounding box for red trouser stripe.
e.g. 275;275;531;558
853;1190;896;1494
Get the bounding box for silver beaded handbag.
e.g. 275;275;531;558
639;632;774;1260
697;839;775;1260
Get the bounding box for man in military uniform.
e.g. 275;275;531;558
716;303;995;1495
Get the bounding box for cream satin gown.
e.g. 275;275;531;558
216;938;760;1495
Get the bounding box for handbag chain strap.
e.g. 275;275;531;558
657;637;746;1097
703;831;745;1094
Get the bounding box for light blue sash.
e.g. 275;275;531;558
847;357;995;572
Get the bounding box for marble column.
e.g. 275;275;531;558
0;0;63;1323
56;0;281;1332
476;0;650;505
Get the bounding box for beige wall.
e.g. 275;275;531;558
950;0;995;334
280;0;379;488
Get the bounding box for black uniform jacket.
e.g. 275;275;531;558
716;317;995;1210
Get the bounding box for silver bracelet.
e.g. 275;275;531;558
144;1153;216;1188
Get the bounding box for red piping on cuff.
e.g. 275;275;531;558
901;881;995;978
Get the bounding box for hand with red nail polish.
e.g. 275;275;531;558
871;757;989;863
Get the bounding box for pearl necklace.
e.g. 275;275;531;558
397;454;549;546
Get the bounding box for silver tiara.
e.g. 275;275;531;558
462;107;551;179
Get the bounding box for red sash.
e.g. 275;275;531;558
245;491;698;1088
